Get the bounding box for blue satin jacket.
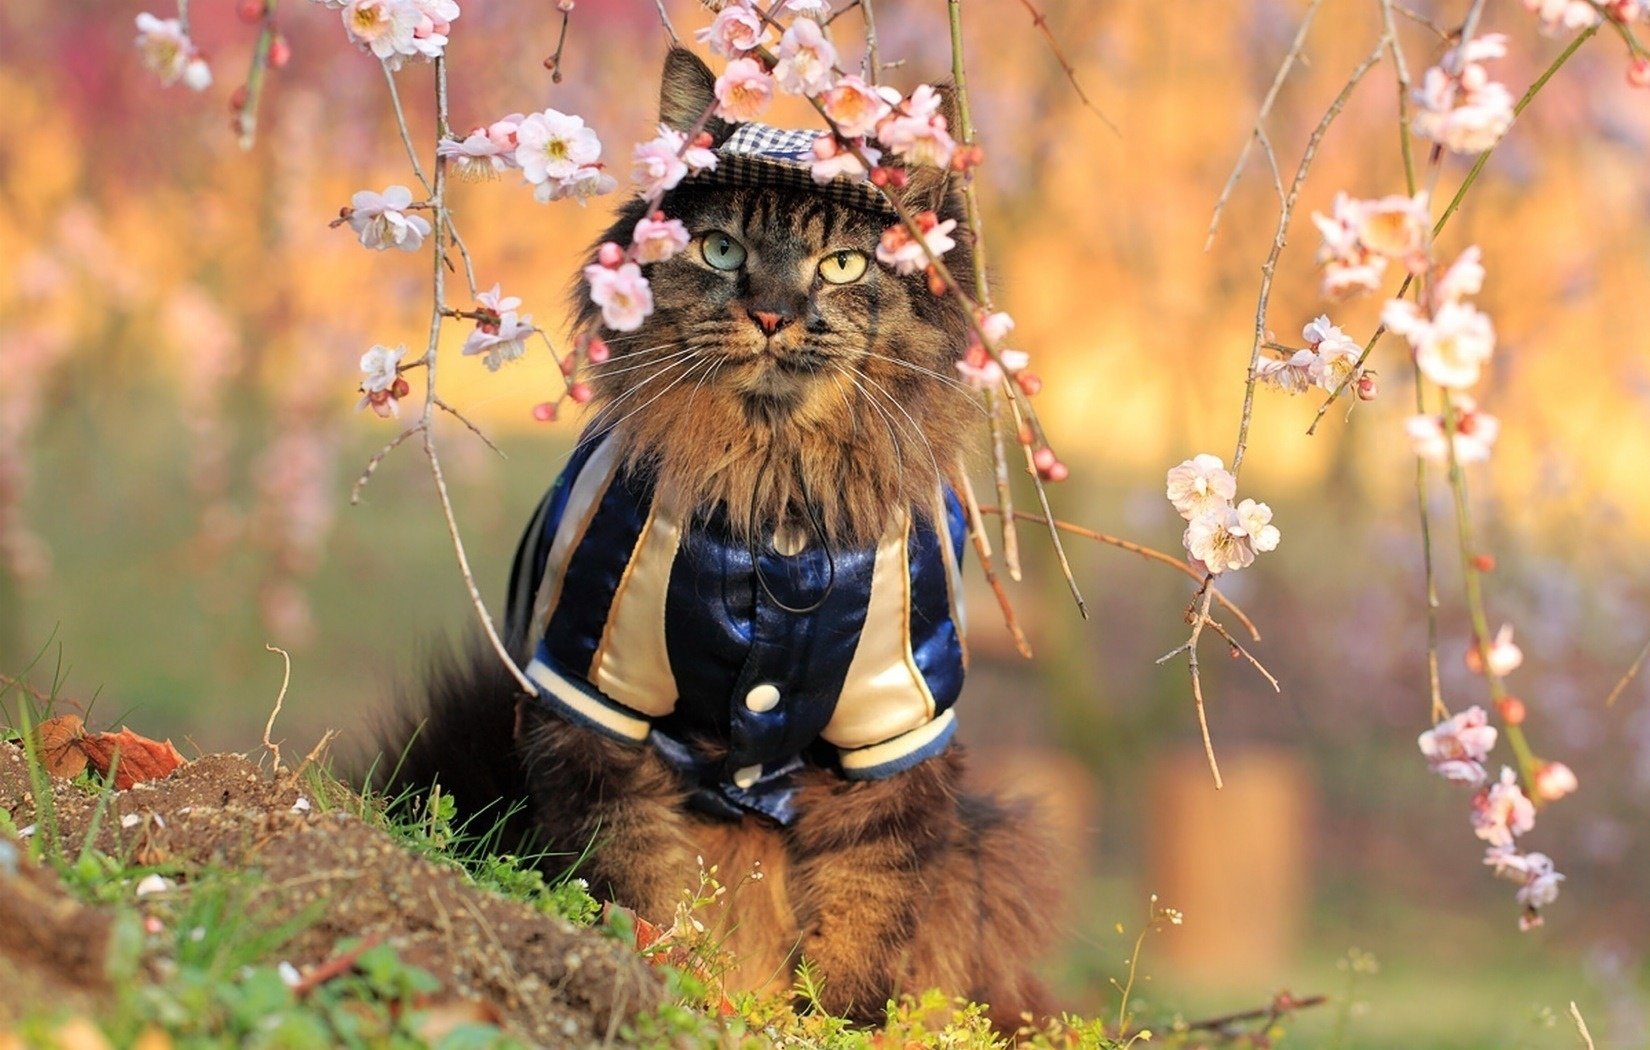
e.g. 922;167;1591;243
503;431;969;824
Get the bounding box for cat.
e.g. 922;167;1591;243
374;48;1059;1029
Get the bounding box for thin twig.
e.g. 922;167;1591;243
652;0;680;46
433;396;506;458
1570;1001;1597;1050
235;1;279;151
981;507;1260;641
262;644;291;774
1604;637;1650;709
959;488;1032;659
382;61;434;196
545;6;573;81
444;215;479;299
1204;617;1280;693
860;0;881;83
1011;0;1119;135
1143;993;1329;1039
1205;0;1327;250
350;423;423;504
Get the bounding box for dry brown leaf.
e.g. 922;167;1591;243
76;727;186;790
35;715;88;779
412;999;504;1042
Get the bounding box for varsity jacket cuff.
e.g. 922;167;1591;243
837;709;957;780
524;655;652;744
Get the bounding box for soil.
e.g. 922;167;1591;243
0;743;665;1047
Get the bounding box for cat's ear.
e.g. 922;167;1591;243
660;47;733;144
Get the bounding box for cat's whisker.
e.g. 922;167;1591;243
851;351;994;416
856;369;944;494
578;354;703;436
587;356;717;440
834;366;910;507
590;345;701;380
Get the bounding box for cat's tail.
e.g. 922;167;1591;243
363;638;535;855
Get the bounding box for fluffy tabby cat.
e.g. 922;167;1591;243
375;48;1058;1027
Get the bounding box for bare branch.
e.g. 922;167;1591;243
1011;0;1119;136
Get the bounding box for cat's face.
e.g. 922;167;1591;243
593;183;950;423
569;48;977;545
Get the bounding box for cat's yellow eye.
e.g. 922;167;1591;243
819;250;868;285
700;231;747;271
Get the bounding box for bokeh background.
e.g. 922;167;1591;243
3;0;1648;1045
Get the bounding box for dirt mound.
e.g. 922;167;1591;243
0;744;664;1046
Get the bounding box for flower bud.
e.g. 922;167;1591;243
1630;57;1650;89
869;166;892;188
269;35;291;69
1496;695;1526;725
1472;553;1496;573
231;85;250;111
1016;372;1043;397
532;401;558;422
1355;372;1378;401
1533;761;1577;802
559;352;577;376
597;241;625;268
570;382;594;404
1032;447;1057;473
238;0;264;23
926;268;946;297
586;337;611;364
1042;460;1069;482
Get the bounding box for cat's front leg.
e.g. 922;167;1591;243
515;702;699;923
784;750;967;1022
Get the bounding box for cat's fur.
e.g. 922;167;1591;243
373;48;1059;1028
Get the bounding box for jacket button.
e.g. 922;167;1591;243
744;683;780;712
732;764;762;789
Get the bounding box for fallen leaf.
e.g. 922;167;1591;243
34;715;88;779
76;728;185;790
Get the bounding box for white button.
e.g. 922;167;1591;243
732;764;762;789
744;684;780;712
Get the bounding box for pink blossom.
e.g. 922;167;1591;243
1383;299;1496;390
1351;192;1430;271
980;311;1014;345
875;214;955;275
341;0;419;64
1533;761;1578;802
1413;36;1515;154
462;310;537;372
631;214;691;263
516;109;602;185
1431;246;1486;307
438;114;524;179
714;58;774;123
536;165;617;204
1484;847;1565;926
584;262;654;332
1418;705;1499;784
1302;314;1364;393
773;17;836;96
1256;348;1319;393
1484;623;1524;677
696;2;765;57
1183;507;1255;574
1471;766;1536;848
821;76;894;139
810;136;880;183
357;344;410;418
1405;395;1499;464
876;84;956;168
954;343;1030;391
1522;0;1602;33
135;13;208;89
475;283;521;315
347;185;431;251
1165;454;1236;521
632;126;717;198
1230;498;1280;553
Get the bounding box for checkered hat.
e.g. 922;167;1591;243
685;122;893;215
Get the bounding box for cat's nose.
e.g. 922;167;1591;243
747;309;791;336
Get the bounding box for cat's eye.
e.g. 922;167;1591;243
700;231;747;271
819;250;868;285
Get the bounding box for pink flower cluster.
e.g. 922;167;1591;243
134;12;212;91
345;185;431;252
437;108;616;203
460;284;539;372
632;125;718;199
357;344;409;417
1165;455;1280;574
876;210;957;277
1311;191;1429;299
1523;0;1650;87
312;0;459;71
1413;34;1515;154
1418;706;1578;929
1256;314;1373;398
577;211;692;333
956;311;1029;391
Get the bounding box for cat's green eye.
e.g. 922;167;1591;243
700;231;747;271
819;250;868;285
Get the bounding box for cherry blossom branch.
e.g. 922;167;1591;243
545;5;573;80
1010;0;1119;136
433;395;505;457
350;423;421;503
415;58;534;696
957;480;1033;659
948;0;1019;581
1160;584;1224;788
234;0;280;150
981;506;1260;642
382;61;434;196
1205;0;1327;250
1604;637;1649;709
860;0;881;84
651;0;680;47
1120;992;1328;1042
1306;24;1599;435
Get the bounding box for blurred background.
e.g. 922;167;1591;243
2;0;1648;1045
